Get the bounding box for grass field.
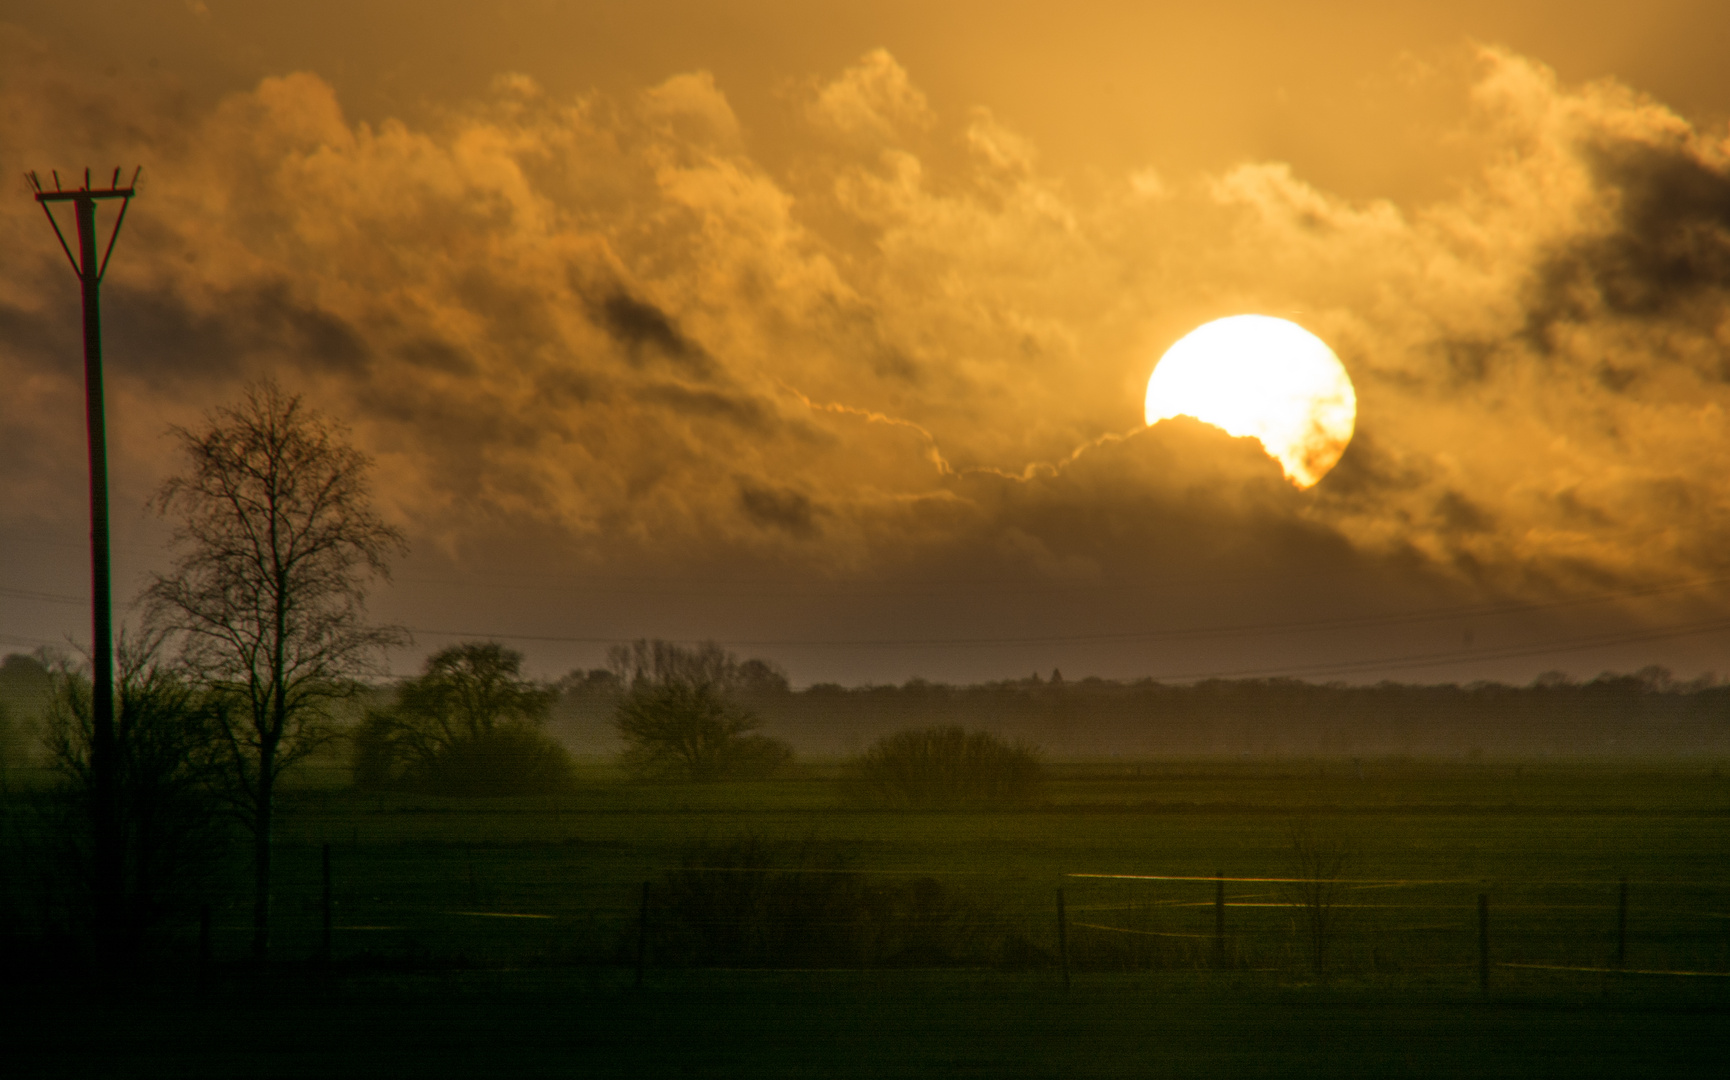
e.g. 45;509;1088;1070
9;757;1730;1076
230;759;1730;975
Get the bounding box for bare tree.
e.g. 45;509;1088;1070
394;642;555;748
1280;821;1352;978
146;381;405;960
611;640;792;780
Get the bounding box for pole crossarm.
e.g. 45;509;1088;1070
27;167;140;282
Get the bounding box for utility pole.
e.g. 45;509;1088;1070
28;166;139;963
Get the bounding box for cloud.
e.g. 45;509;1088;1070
806;48;936;144
5;34;1730;665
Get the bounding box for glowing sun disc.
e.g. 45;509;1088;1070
1144;315;1356;488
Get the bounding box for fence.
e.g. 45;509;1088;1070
205;844;1730;991
1057;871;1730;986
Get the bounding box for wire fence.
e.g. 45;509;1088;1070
223;847;1730;991
1057;871;1730;985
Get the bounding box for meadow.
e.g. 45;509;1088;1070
241;758;1730;977
10;757;1730;1076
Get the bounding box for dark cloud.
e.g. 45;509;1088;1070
599;292;714;375
0;296;75;367
1310;429;1430;503
1527;136;1730;345
249;283;371;370
1595;360;1639;393
102;285;243;383
100;280;371;385
639;382;773;430
396;338;475;375
738;481;820;535
1589;138;1730;315
1434;491;1496;536
1553;487;1614;527
1437;339;1497;386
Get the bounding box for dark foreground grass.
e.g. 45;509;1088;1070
8;966;1727;1078
8;758;1728;1075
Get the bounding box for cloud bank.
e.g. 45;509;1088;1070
6;31;1730;678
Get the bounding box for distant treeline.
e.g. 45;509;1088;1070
553;665;1730;757
6;651;1727;762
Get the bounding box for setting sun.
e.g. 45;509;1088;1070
1144;315;1357;488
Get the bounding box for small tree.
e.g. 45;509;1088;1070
611;640;792;780
40;637;226;962
146;381;405;960
851;727;1043;808
0;651;55;767
1279;822;1351;977
358;642;573;795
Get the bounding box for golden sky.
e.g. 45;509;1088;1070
5;1;1730;684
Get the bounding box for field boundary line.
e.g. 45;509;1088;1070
676;866;986;876
1070;921;1213;939
1070;873;1730;887
446;911;558;920
335;925;405;931
1068;874;1475;885
1501;962;1730;978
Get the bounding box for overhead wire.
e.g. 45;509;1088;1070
391;573;1730;650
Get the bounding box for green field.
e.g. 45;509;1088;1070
235;759;1730;975
10;758;1730;1076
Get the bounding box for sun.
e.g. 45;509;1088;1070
1144;315;1356;488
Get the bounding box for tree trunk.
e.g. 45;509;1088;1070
251;743;274;961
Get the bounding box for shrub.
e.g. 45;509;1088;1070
405;727;575;796
350;708;400;790
851;727;1043;807
32;646;230;962
353;642;573;795
642;836;1032;969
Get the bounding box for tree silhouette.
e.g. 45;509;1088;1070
611;640;792;780
358;642;572;795
1280;822;1352;977
395;642;555;744
42;636;226;961
145;381;404;960
850;727;1043;807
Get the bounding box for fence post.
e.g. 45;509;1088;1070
198;903;212;990
1478;893;1490;993
321;842;333;965
1214;870;1226;969
1057;887;1070;992
635;881;651;990
1616;877;1628;968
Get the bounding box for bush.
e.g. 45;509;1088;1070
350;708;400;790
406;727;575;796
31;646;230;962
851;727;1043;807
353;642;572;795
642;836;1037;969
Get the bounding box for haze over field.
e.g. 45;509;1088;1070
7;2;1730;687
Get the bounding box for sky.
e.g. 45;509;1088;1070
5;1;1730;686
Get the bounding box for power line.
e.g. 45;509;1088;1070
392;573;1730;650
0;585;87;606
12;572;1730;673
1150;615;1730;682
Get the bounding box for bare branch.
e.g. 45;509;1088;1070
142;379;405;959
